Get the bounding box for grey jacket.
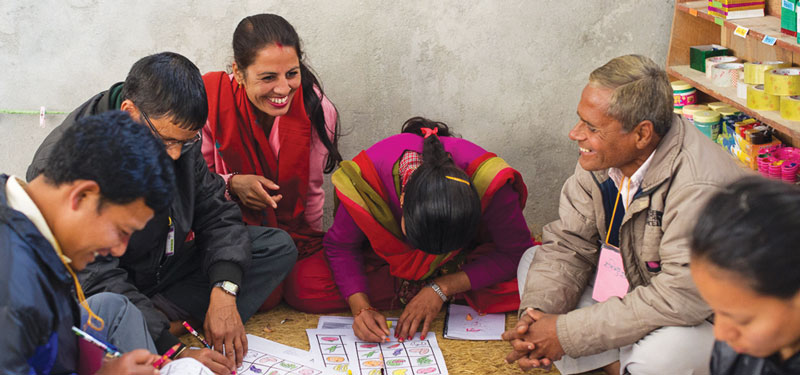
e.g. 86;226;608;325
520;115;746;357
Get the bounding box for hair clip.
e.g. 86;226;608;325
445;176;470;185
421;127;439;139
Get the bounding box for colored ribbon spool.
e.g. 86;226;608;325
706;56;739;79
747;84;780;110
671;80;696;113
780;95;800;121
693;110;721;140
743;61;790;85
682;104;710;123
765;68;800;96
711;62;745;87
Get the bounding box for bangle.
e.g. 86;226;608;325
427;281;448;302
355;306;377;318
226;172;240;201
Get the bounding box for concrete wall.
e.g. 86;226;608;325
0;0;675;233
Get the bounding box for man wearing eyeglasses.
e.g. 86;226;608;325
27;52;298;375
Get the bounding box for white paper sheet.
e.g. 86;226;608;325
307;328;448;375
160;358;214;375
442;304;505;341
316;316;398;330
237;334;334;375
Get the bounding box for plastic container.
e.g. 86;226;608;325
693;110;721;140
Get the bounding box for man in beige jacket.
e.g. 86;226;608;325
503;55;745;374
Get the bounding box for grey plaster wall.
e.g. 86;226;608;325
0;0;675;233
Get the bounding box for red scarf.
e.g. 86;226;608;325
204;72;321;256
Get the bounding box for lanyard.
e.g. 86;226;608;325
605;177;630;245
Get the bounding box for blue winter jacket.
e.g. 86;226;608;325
0;174;81;374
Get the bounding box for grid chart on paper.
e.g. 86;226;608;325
314;334;353;373
354;339;443;375
237;349;324;375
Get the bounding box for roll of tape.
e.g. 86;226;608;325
780;95;800;121
706;56;739;79
671;80;696;112
744;61;790;85
738;71;748;99
765;68;800;96
747;84;780;110
712;63;745;87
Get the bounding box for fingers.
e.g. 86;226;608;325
363;313;389;342
224;335;235;370
517;356;542;371
202;349;234;375
504;346;530;365
405;317;422;341
241;331;249;365
234;333;244;369
420;316;432;340
126;349;158;364
510;338;535;352
256;176;279;191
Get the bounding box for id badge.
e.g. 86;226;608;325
591;243;630;302
165;217;175;257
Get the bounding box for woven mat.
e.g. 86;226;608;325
181;303;566;374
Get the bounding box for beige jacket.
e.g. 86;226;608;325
520;115;746;357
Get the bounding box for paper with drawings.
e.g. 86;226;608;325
317;316;398;330
442;303;505;341
237;334;334;375
159;357;214;375
307;328;448;375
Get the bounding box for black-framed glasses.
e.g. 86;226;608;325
140;110;201;150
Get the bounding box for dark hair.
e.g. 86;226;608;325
122;52;208;131
401;117;481;255
233;13;342;173
42;111;175;212
691;177;800;299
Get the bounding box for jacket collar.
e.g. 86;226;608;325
0;174;72;285
591;114;685;197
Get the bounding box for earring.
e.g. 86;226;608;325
238;82;243;88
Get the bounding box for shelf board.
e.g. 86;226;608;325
676;1;800;54
667;64;800;141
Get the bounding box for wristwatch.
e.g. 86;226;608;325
426;281;448;302
213;281;239;297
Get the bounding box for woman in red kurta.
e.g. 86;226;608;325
202;14;341;309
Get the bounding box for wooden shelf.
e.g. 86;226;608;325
668;64;800;141
675;1;800;55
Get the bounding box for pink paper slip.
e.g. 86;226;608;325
592;244;630;302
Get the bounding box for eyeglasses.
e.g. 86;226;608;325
140;110;201;151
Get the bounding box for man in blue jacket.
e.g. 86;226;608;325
0;111;174;374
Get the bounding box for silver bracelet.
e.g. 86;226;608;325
426;281;448;302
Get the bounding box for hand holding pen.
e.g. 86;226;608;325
181;321;238;375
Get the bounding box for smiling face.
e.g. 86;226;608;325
691;257;800;359
568;84;645;176
234;44;301;120
53;181;154;271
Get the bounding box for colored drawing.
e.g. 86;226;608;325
359;344;378;349
408;348;429;355
322;337;340;342
362;360;383;367
333;364;349;371
326;345;340;353
257;356;279;363
416;356;432;365
416;367;437;374
236;334;328;375
386;359;406;366
387;343;402;349
392;370;409;375
327;356;345;363
392;349;403;356
362;351;377;358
